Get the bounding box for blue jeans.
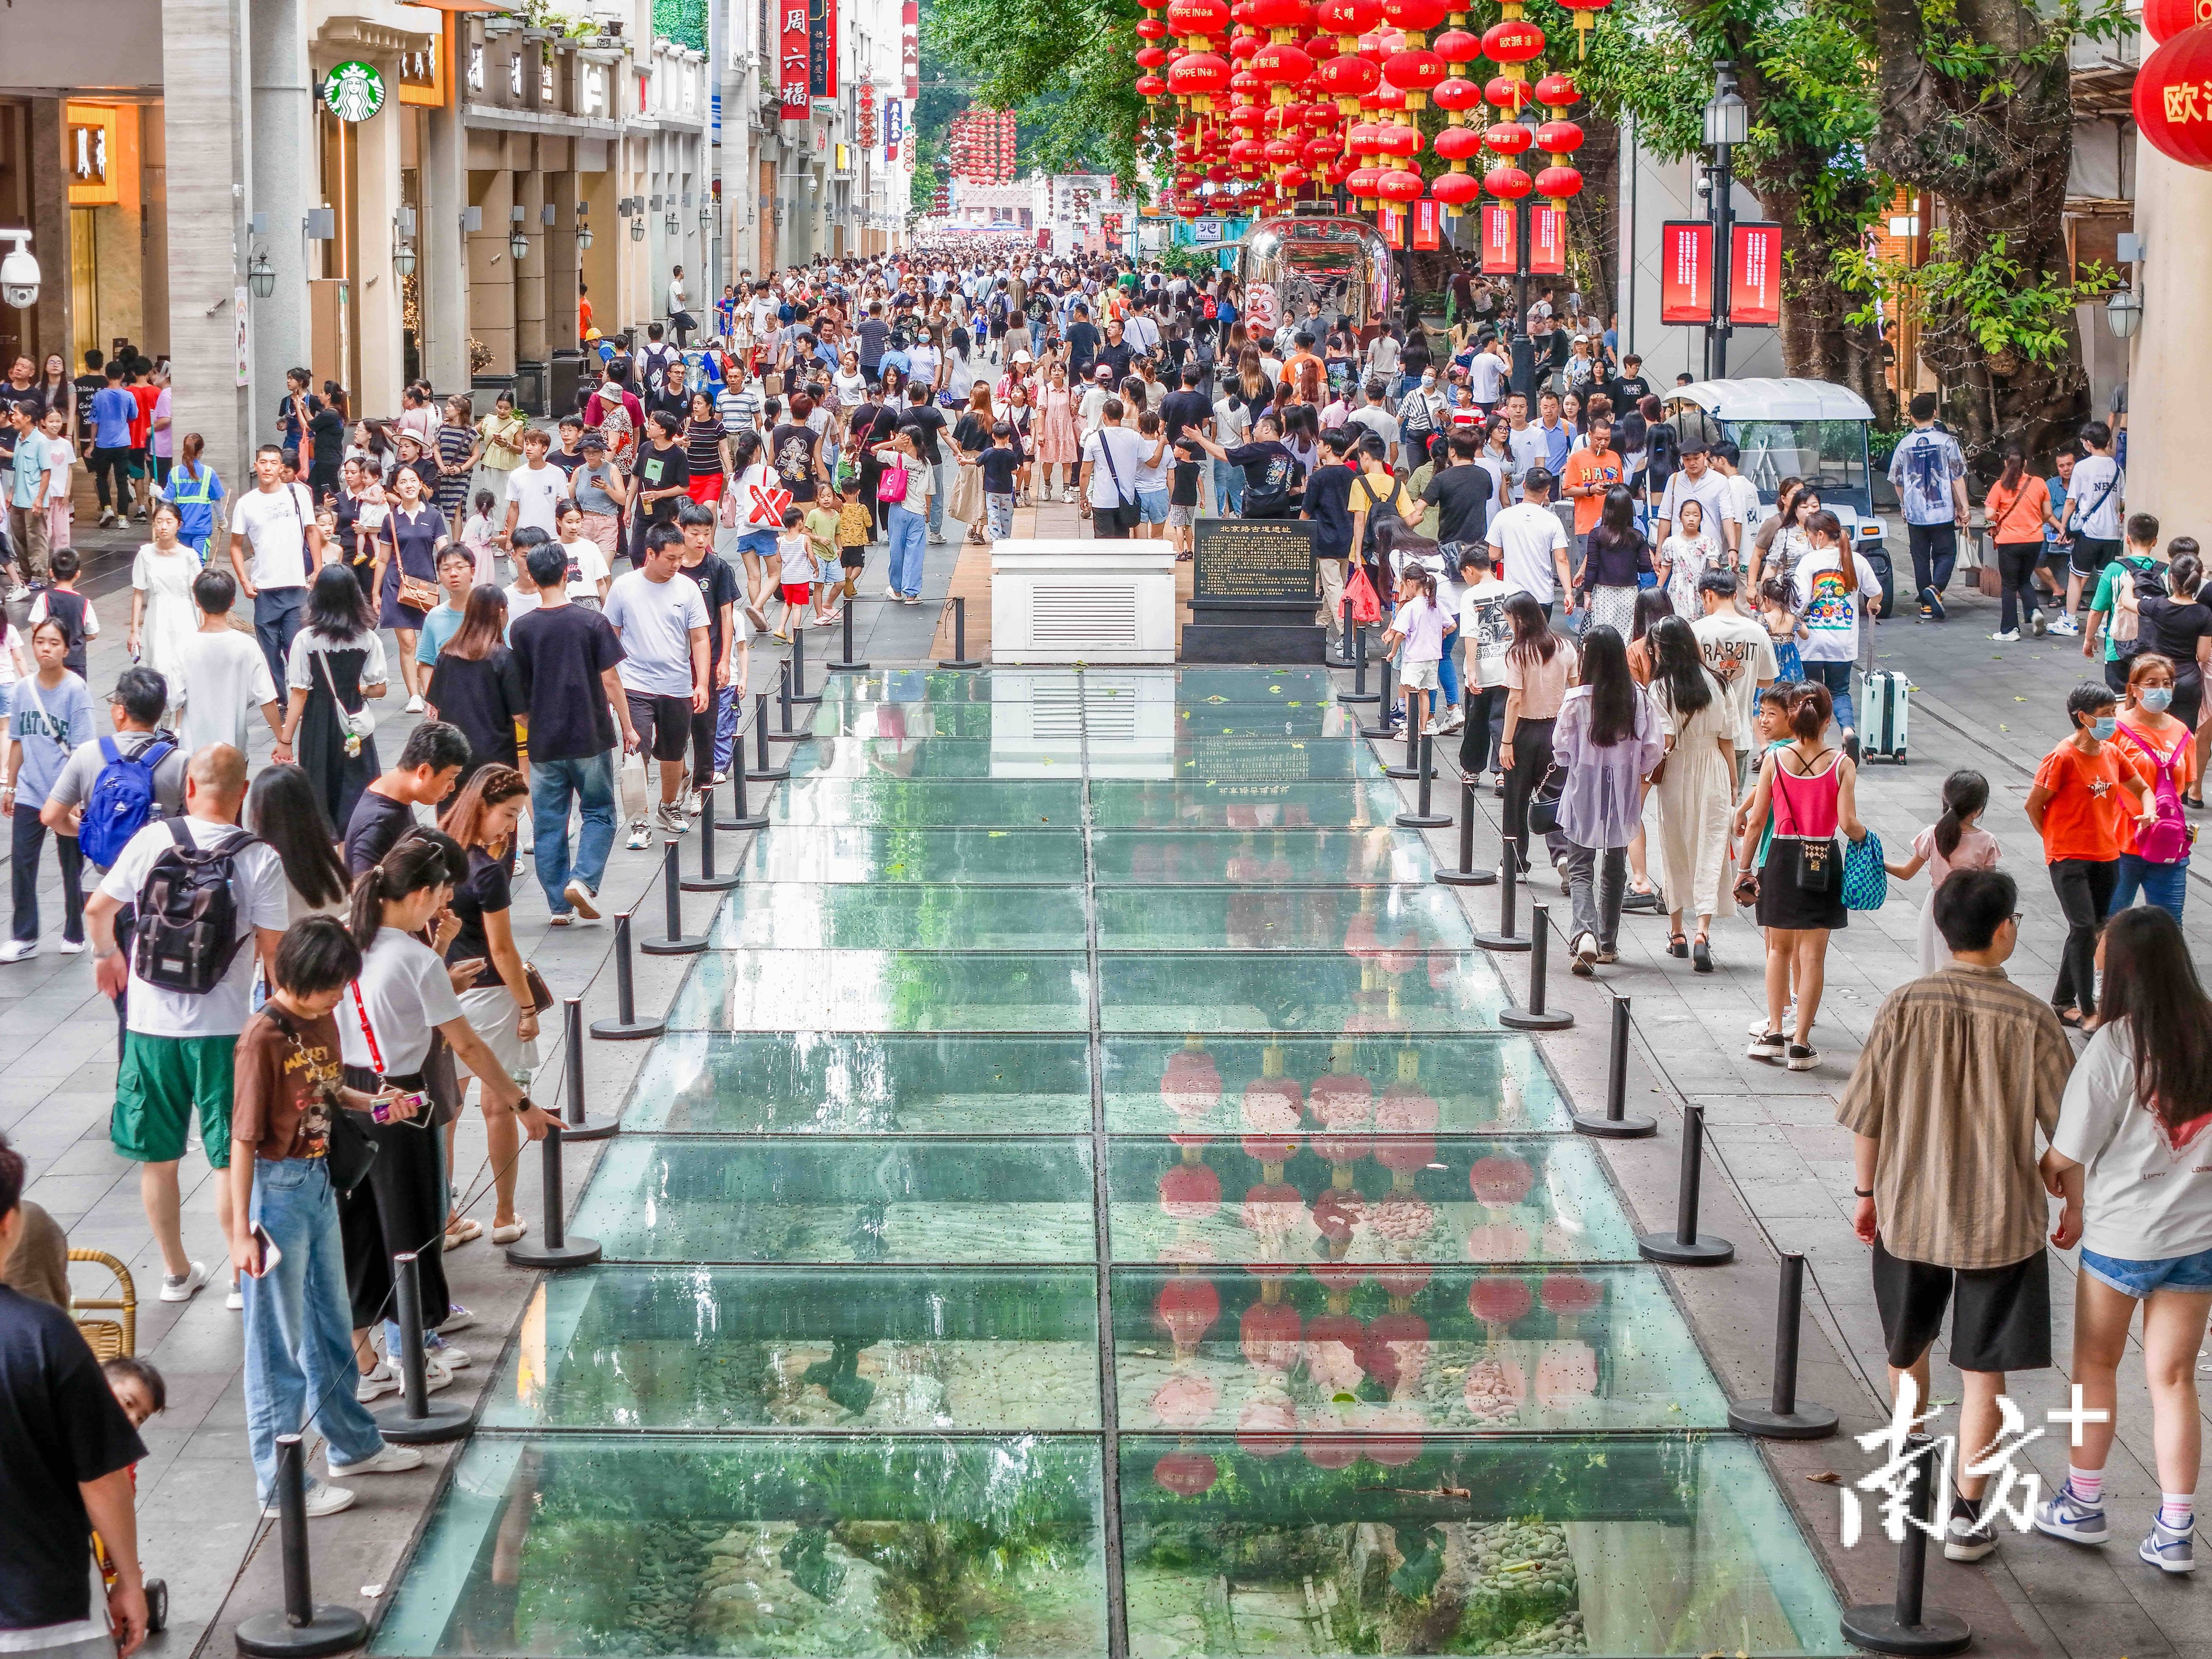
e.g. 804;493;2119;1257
530;752;618;912
253;585;307;691
1212;460;1245;517
887;505;927;598
1438;639;1462;708
1803;658;1855;734
927;462;949;536
243;1157;384;1503
714;684;741;776
2110;850;2188;920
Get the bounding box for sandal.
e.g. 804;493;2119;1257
1692;936;1713;973
2054;1007;2084;1030
492;1218;529;1246
2187;793;2205;811
1667;933;1689;958
445;1215;482;1249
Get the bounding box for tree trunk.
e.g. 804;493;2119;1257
1764;185;1893;422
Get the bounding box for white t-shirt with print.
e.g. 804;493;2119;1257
2053;1017;2212;1261
1791;545;1882;664
229;482;316;591
99;817;289;1037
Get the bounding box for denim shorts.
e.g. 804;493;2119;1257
2079;1243;2212;1298
1136;488;1170;525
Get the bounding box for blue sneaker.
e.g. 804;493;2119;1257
2034;1480;2110;1545
2140;1516;2196;1574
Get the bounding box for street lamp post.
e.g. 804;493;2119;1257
1508;105;1540;400
1702;63;1748;379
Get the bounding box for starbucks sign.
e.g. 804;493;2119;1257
321;60;386;122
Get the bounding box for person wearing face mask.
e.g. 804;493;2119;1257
2025;682;2158;1029
1398;369;1444;458
2108;653;2195;921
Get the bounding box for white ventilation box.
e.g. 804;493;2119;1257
990;543;1179;665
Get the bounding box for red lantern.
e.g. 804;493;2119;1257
1168;50;1233;110
1535;165;1583;202
1159;1157;1223;1220
1468;1275;1533;1330
1484;75;1532;114
1137;16;1169;36
1375;120;1420;158
1483;121;1531;156
1315;0;1382;45
1154;1449;1220;1496
1136;46;1170;69
2137;29;2212;170
1247;0;1311;34
1230;29;1262;58
1469;1154;1535;1209
1302;132;1343;163
1533;70;1578;106
1138;73;1170;102
1251;39;1316;101
1316;50;1381;110
1480;19;1544;66
1168;0;1232;41
2146;0;2212;42
1535;119;1583;153
1240;1294;1303;1371
1432;75;1481;119
1431;140;1482;191
1540;1273;1604;1322
1157;1275;1222;1352
1383;48;1445;105
1376;167;1424;205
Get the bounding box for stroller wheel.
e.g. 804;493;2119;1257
144;1578;168;1634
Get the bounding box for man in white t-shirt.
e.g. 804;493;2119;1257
1712;442;1763;561
226;443;324;690
1689;569;1779;777
501;428;567;547
84;744;288;1304
173;568;285;760
603;520;711;841
667;264;697;347
1078;401;1149;538
1468;344;1508;411
1655;443;1740;556
1487;466;1575;615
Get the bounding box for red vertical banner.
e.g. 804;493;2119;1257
1729;221;1782;327
1413;198;1440;251
1378;205;1405;248
780;2;810;118
1480;204;1516;274
901;0;920;99
1528;205;1565;275
1660;221;1714;324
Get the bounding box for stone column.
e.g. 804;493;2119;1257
515;158;548;367
161;0;253;485
351;81;404;414
468;165;516;376
420;100;469;396
546;169;582;352
2124;136;2212;549
249;0;314;423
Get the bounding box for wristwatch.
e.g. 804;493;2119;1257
1853;1187;1874;1199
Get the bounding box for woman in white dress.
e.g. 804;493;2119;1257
128;501;202;690
1645;615;1737;971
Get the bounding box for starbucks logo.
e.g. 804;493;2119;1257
321;60;386;122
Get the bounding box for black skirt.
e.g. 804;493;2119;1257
338;1065;450;1333
1755;838;1848;932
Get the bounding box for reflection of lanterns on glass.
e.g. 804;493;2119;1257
1364;1399;1426;1467
1372;1050;1438;1195
1312;1184;1366;1262
1305;1262;1368;1396
1161;1035;1222;1139
1467;1275;1532;1343
1240;1180;1316;1258
1308;1044;1373;1187
1154;1447;1222;1496
1156;1274;1221;1361
1150;1369;1221;1430
1238;1379;1299;1455
1540;1272;1602;1335
1364;1263;1432;1396
1240;1045;1304;1177
1536;1339;1599;1413
1468;1153;1534;1212
1240;1282;1303;1372
1160;1155;1222;1220
1462;1353;1527;1424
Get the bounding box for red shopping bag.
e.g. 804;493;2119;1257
1344;563;1383;627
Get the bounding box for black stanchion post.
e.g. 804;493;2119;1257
777;657;794;733
1473;832;1529;951
790;625;821;704
1840;1435;1972;1655
557;995;615;1135
1383;698;1422;779
832;599;871;671
1499;902;1574;1031
234;1435;370;1657
718;738;770;831
642;839;708;954
1573;995;1656;1137
370;1252;473;1442
683;774;741;893
504;1123;603;1269
1359;658;1397;737
1637;1104;1735;1264
590;913;667;1040
1436;777;1497;887
748;693;790;781
1328;588;1356;668
939;595;982;669
1342;616;1377;703
1396;733;1451;828
1729;1253;1841;1438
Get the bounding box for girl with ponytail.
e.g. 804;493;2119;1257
1884;769;2000;973
1380;563;1453;743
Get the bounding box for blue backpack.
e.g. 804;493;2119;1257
78;735;176;869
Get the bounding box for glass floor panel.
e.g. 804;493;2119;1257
710;884;1089;951
1095;885;1475;952
480;1266;1101;1431
1116;1435;1844;1657
572;1137;1098;1263
1087;778;1403;830
769;778;1085;827
814;667;1084;703
807;701;1018;738
787;737;1084;778
1105;1138;1640;1265
1090;829;1435;885
1100;1036;1568;1136
621;1034;1096;1134
1097;953;1503;1033
1109;1265;1725;1435
1083;666;1341;701
1155;739;1391;781
669;951;1091;1034
739;827;1088;884
373;1434;1109;1658
1163;704;1354;738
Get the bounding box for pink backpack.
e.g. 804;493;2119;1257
2117;725;2194;864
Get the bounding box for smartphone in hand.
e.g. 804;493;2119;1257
250;1222;282;1278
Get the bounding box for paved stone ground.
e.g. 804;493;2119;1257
10;509;2208;1657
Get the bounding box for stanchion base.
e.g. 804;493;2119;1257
505;1234;603;1269
1571;1109;1656;1138
829;659;872;672
1838;1605;1971;1657
791;690;823;706
1360;720;1399;739
1472;931;1532;953
236;1605;370;1658
716;813;771;832
1383;764;1426;781
372;1397;475;1443
938;657;984;669
1340;687;1381;704
746;765;792;783
1499;1007;1574;1031
1638;1229;1736;1265
1436;867;1498;887
590;1014;667;1041
766;728;813;744
1396;812;1453;829
681;872;742;893
555;1113;617;1141
640;933;709;956
1728;1397;1840;1440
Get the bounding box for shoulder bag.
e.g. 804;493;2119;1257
315;645;376;757
1095;431;1142;533
1525;762;1569;835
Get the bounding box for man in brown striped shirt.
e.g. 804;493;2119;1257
1837;868;2076;1565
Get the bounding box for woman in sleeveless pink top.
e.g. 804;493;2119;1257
1735;680;1866;1070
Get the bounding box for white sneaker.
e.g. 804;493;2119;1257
1746;1003;1799;1038
563;878;601;920
55;936;85;955
405;694;425;713
626;819;652;850
3;585;27;603
655;801;689;836
883;585;902;603
1423;717;1444;736
1441;708;1465;733
2050;615;2081;637
355;1361;403;1402
437;1304;476;1334
226;1283;245;1311
261;1479;355;1520
1989;629;2019;642
328;1442;425;1478
547;911;573;927
0;939;36;963
159;1262;209;1303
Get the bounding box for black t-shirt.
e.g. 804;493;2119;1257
1225;440;1302;501
0;384;45;428
0;1287;146;1628
683;552;742;665
1302;461;1357;559
509;603;626;762
645;391;690;431
548;447;586;479
425;647;527;775
635;440;691;520
306;406;345;474
1170;439;1204;508
345;790;418;876
977;445;1020;495
1581;525;1653;589
855;318;891;365
1098;340;1136;384
1424;462;1497;547
767;423;821;502
2140;596;2212;676
447;846;513;991
1066;321;1101;374
1159;389;1210;443
1608;375;1651;414
901;404;947;466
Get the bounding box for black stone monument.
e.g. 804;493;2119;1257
1180;519;1327;663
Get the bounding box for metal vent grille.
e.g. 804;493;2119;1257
1028;685;1085;738
1029;583;1141;648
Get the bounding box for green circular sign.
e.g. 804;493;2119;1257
321;60;386;122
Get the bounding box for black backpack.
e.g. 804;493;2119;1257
132;821;263;995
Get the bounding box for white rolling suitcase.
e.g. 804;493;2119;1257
1857;669;1910;764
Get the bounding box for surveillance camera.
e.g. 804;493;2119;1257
1;284;33;309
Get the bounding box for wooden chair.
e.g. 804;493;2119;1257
66;1248;136;1360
